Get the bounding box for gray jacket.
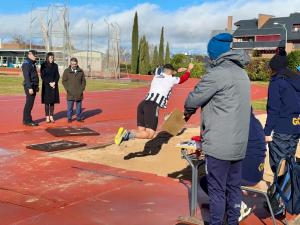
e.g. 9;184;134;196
184;50;251;161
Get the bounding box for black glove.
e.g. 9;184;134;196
184;112;192;122
184;107;197;122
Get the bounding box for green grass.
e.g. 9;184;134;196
251;81;268;111
251;99;267;111
0;75;148;95
252;81;269;87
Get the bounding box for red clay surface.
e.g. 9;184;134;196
0;78;290;225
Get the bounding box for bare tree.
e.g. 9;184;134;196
13;35;26;45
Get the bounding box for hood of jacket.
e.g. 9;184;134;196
67;66;83;73
210;50;250;68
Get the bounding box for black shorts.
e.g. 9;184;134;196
137;100;159;131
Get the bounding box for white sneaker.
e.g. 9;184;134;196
239;201;252;222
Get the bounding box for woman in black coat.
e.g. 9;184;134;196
41;52;60;123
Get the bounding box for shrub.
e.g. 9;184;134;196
246;58;271;81
120;63;131;73
287;50;300;72
189;62;206;78
171;54;206;78
252;50;262;57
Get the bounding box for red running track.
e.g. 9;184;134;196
1;79;287;225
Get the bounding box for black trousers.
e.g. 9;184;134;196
23;87;36;123
45;104;55;116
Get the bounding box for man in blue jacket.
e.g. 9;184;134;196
265;54;300;173
200;109;267;221
184;33;251;225
22;50;39;126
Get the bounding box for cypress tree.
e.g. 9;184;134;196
145;40;150;74
158;26;164;65
139;36;147;74
165;42;170;64
152;46;159;69
131;12;139;74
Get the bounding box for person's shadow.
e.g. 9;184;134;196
81;108;103;119
123;131;173;160
35;108;102;123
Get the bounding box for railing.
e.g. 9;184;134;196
293;43;300;49
233;41;281;49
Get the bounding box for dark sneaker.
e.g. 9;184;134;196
23;122;39;126
239;201;252;222
67;119;72;123
76;118;84;122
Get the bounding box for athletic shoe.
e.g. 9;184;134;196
239;201;252;222
114;127;127;145
23;121;39;126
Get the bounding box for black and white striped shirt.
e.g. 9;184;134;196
145;73;180;108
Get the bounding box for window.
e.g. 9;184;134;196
256;35;281;42
292;24;300;32
234;36;255;42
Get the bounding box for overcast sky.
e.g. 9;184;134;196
0;0;299;54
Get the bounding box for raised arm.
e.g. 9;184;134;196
179;63;194;84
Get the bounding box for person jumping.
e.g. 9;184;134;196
114;63;194;145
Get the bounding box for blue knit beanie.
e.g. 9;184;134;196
207;33;233;60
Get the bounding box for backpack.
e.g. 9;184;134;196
283;155;300;214
267;155;300;215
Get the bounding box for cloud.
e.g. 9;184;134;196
0;0;299;54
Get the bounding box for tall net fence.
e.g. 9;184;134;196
0;3;126;79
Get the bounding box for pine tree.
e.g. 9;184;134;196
158;26;164;65
165;42;170;64
131;12;139;74
152;46;159;69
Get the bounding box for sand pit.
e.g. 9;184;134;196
53;127;201;177
52;114;300;179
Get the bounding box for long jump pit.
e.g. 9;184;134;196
51;127;201;177
51;114;274;178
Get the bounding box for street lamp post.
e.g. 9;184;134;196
274;22;287;49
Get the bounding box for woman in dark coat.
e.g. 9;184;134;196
41;52;60;123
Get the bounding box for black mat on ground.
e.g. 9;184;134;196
46;127;100;137
26;140;87;152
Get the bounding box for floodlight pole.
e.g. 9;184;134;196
274;22;287;49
